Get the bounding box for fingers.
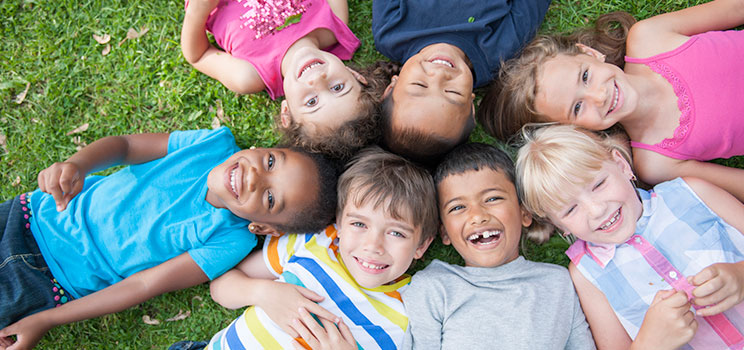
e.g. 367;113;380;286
296;286;325;303
652;289;687;307
696;294;738;316
653;289;678;302
336;319;355;345
691;265;717;287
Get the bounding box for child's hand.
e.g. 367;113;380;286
0;313;53;350
291;307;356;350
38;161;85;211
256;281;340;338
691;261;744;316
632;289;697;350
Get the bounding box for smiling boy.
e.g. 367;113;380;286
202;146;437;350
401;142;595;350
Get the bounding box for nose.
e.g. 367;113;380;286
585;83;607;105
469;205;489;226
585;198;606;219
362;232;385;255
307;71;328;86
246;166;261;192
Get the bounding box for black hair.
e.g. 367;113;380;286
434;142;516;197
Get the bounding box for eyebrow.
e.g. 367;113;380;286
441;187;508;209
346;212;415;232
273;151;288;214
565;65;582;120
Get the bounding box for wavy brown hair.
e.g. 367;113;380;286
477;12;636;141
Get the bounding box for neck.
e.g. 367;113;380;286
280;36;321;78
618;70;668;140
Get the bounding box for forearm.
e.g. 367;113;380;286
181;4;214;64
64;135;130;176
210;270;275;309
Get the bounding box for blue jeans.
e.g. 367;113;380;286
0;193;66;329
168;340;208;350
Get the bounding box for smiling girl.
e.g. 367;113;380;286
516;124;744;349
479;0;744;202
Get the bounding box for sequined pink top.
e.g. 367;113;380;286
197;0;360;99
625;30;744;160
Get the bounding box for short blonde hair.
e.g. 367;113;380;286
516;124;631;221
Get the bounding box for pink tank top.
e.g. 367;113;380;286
196;0;360;99
625;30;744;160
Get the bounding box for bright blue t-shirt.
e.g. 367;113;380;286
29;127;257;299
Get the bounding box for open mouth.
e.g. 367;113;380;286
597;208;621;231
429;57;454;68
225;163;239;199
466;230;502;246
355;257;389;273
607;82;619;115
298;59;324;79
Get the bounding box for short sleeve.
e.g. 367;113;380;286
262;233;311;277
188;227;257;280
168;127;236;154
401;263;446;349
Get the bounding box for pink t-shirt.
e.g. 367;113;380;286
625;30;744;160
195;0;360;99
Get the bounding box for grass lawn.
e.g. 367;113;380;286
0;0;725;348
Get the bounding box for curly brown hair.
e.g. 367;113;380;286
477;12;636;141
276;61;400;161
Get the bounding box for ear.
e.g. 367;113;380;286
346;67;368;86
439;223;452;245
520;206;533;228
382;75;398;98
575;43;606;62
610;148;634;180
414;235;435;259
249;222;282;237
280;100;292;128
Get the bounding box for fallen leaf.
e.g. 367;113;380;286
102;43;111;56
0;133;6;153
211;116;221;129
11;176;21;187
31;118;39;123
14;82;30;104
216;99;229;123
66;123;89;135
165;310;191;322
93;33;111;44
142;315;160;325
119;26;149;46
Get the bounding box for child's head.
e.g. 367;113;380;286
434;143;532;268
477;12;636;140
381;43;476;163
516;124;641;245
206;146;339;235
278;58;398;160
335;146;437;288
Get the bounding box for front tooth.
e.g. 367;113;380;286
467;233;479;241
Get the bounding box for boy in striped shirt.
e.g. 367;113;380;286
203;146;437;350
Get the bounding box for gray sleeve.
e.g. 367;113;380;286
565;285;597;350
401;268;446;350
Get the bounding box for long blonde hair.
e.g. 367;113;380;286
477;12;636;141
515;124;632;241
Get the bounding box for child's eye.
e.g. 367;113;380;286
445;89;462;96
413;82;426;88
267;191;274;209
331;83;344;92
305;97;318;107
389;230;404;238
582;69;589;83
593;179;606;190
351;221;366;228
573;101;582;116
563;205;576;218
486;196;503;203
447;205;465;213
267;154;275;170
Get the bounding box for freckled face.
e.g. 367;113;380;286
206;148;318;226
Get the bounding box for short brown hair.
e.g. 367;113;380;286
337;146;438;245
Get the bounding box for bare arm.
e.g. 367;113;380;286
38;133;169;210
628;0;744;56
325;0;349;24
0;253;208;349
634;149;744;203
181;0;265;94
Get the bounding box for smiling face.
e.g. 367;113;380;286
388;43;475;141
438;168;531;268
337;199;431;289
534;50;638;131
545;151;642;245
282;47;365;133
206;148;318;228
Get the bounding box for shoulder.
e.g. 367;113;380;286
523;260;574;287
627;19;690;58
631;147;683;185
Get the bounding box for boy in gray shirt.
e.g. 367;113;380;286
401;143;595;349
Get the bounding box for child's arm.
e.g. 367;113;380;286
681;177;744;315
627;0;744;57
325;0;349;24
290;307;356;350
38;133;169;211
181;0;265;94
569;263;696;350
209;251;340;337
633;149;744;203
0;253;207;350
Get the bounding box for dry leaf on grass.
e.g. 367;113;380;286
119;27;149;46
93;33;111;44
11;176;21;187
211;116;221;129
102;44;111;56
0;133;7;153
166;310;191;322
142;315;160;325
14;83;30;104
216;99;230;123
66;123;89;135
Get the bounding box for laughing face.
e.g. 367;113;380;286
205;148;318;228
438;168;532;268
546;151;643;245
337;199;431;289
534;48;637;131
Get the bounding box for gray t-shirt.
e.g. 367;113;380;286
401;256;596;350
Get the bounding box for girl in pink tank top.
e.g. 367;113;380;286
479;0;744;203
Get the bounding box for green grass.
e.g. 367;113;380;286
0;0;717;348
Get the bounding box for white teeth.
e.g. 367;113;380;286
360;260;385;270
229;168;237;195
608;85;619;114
430;59;453;68
599;209;620;230
301;62;322;76
467;230;501;242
